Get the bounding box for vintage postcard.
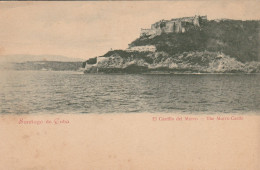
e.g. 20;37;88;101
0;1;259;169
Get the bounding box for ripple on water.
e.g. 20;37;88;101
0;71;259;114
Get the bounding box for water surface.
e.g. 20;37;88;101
0;71;259;114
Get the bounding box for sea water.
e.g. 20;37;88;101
0;70;259;114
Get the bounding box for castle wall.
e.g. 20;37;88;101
140;15;207;37
97;57;109;64
140;29;157;37
178;22;183;33
126;45;156;52
200;16;207;20
164;21;175;33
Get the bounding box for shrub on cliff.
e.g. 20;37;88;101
86;57;97;64
130;20;260;63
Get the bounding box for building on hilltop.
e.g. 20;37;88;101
140;15;207;37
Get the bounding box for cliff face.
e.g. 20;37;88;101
83;18;260;74
84;50;260;74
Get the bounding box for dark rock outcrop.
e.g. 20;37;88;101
84;18;260;74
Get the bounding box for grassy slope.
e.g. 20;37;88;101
130;20;260;62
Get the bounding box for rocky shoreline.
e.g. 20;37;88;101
83;51;260;74
83;17;260;74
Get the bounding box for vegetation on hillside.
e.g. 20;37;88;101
103;50;154;64
130;20;260;62
83;19;260;73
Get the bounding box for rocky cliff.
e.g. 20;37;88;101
83;18;260;74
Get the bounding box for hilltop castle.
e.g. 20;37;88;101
140;15;207;37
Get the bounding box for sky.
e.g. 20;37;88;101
0;1;259;60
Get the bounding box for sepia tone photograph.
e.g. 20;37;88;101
0;1;259;170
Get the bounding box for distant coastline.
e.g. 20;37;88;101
0;54;84;71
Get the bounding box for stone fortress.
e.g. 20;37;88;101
140;15;207;37
125;15;207;53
